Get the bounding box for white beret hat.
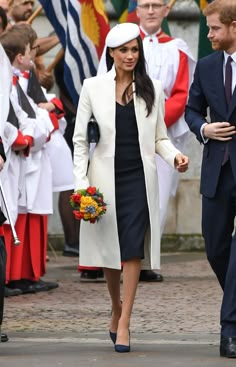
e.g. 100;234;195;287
105;22;140;48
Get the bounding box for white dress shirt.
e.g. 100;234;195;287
224;51;236;94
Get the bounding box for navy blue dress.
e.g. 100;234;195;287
115;100;149;261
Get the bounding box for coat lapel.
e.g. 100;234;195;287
133;82;139;123
133;83;146;140
210;52;228;118
132;81;148;121
227;85;236;119
101;69;116;134
213;51;236;120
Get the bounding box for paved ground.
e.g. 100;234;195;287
1;252;232;366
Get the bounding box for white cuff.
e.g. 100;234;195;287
200;123;209;144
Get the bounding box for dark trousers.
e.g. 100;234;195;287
202;161;236;337
0;236;6;328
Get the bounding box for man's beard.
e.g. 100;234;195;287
211;38;232;51
19;10;32;21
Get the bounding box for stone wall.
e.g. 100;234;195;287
33;0;205;250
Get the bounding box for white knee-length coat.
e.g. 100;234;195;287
73;69;180;270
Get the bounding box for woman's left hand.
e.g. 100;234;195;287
174;153;189;172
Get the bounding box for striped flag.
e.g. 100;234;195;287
38;0;110;106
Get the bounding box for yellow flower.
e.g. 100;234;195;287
80;196;98;213
83;213;91;220
71;187;107;223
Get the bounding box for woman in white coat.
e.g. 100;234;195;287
73;23;189;353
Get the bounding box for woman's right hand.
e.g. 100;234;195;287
174;153;189;173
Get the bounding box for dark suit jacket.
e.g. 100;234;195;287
185;51;236;198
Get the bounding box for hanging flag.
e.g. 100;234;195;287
110;0;129;22
38;0;110;106
195;0;214;58
126;0;138;23
126;0;171;35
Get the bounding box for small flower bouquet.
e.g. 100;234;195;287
70;186;107;223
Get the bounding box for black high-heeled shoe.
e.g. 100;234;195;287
109;330;117;344
1;333;8;342
109;300;122;344
115;343;130;353
114;330;130;353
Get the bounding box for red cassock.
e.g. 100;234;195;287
5;214;47;282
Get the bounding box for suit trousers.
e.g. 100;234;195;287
202;160;236;337
0;236;6;327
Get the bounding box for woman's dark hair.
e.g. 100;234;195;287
106;35;155;116
0;7;8;33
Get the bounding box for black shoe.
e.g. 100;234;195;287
80;270;98;282
33;279;59;292
7;280;36;294
1;333;8;342
62;244;79;257
109;330;117;344
4;286;22;297
115;330;130;353
139;270;164;282
97;269;104;279
220;336;236;358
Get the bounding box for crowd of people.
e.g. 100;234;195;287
0;0;192;343
0;0;78;299
0;0;235;360
0;0;197;344
0;0;195;290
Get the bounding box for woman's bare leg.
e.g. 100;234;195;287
103;268;122;333
116;258;141;346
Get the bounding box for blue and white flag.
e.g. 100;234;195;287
39;0;108;106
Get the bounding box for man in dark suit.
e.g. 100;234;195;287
185;0;236;358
